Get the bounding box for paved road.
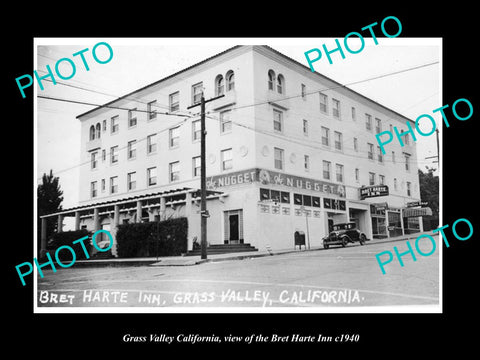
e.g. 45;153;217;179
36;237;440;311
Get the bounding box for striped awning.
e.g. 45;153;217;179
403;207;433;217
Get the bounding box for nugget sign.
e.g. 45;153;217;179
359;185;389;200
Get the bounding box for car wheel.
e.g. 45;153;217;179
324;243;329;249
360;234;366;245
341;237;347;247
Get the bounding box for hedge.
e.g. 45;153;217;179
48;229;92;261
116;217;188;258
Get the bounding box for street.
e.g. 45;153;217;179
36;237;440;311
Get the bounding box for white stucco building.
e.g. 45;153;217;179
40;45;425;256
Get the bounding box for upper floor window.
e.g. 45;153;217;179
375;118;382;133
192;82;203;105
89;125;95;141
273;109;283;132
365;114;372;131
226;70;235;91
268;70;276;91
128;109;137;128
332;99;340;119
147;134;157;154
319;93;328;113
301;84;306;100
277;74;284;94
147;100;157;120
192;120;201;142
321;126;329;146
221;148;233;171
215;75;224;96
169;126;180;148
111;116;119;134
220;110;232;133
95;123;101;139
127;140;136;160
274;147;284;170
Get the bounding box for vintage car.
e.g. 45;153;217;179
323;222;368;249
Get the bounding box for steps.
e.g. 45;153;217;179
186;243;258;256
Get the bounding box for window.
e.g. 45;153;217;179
351;107;356;121
389;124;393;133
91;151;98;169
303;119;309;136
301;84;306;100
147;100;157;120
226;70;235;91
90;181;97;198
274;147;284;170
169;126;180;148
221;148;233;171
405;154;410;171
336;164;344;182
110;176;118;194
277;74;284;94
89;125;95;140
365;113;372;131
127;140;136;159
355;168;360;182
128;109;137;128
323;161;331;180
319;93;328;113
394;178;398;190
192;156;201;177
147;167;157;186
192;82;203;105
375;118;382;133
407;181;412;196
377;146;383;163
220;110;232;133
268;70;275;90
321;126;329;146
169;91;179;112
273;109;283;132
102;149;106;162
392;151;396;163
102;119;106;131
215;75;224;96
332;99;340;118
127;172;136;191
147;134;157;154
110;146;118;164
379;174;385;185
353;137;358;152
334;131;343;150
169;161;180;182
369;172;375;185
95;123;101;139
304;155;310;171
192;120;201;142
111;116;119;134
101;179;105;192
367;143;374;160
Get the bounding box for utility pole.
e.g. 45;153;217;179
187;92;224;259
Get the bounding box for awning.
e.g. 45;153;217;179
403;207;433;217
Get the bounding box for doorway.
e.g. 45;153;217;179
224;209;243;244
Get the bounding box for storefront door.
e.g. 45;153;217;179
224;209;243;244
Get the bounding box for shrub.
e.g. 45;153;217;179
116;217;188;258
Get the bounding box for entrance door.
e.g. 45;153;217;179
229;214;239;244
224;209;243;244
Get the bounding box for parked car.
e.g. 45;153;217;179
323;222;368;249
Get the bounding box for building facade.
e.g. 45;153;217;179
40;45;424;255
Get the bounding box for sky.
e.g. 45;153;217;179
35;38;441;210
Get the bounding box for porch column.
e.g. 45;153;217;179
185;192;192;217
160;197;166;221
40;217;47;257
57;214;64;233
74;211;81;230
93;208;100;231
136;200;142;223
400;209;405;236
114;205;120;229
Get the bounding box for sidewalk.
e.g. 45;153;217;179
73;231;434;268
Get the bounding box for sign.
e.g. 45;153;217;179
403;207;433;218
359;185;389;200
206;168;346;198
406;201;428;208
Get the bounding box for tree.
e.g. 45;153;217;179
37;170;64;247
418;166;439;230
